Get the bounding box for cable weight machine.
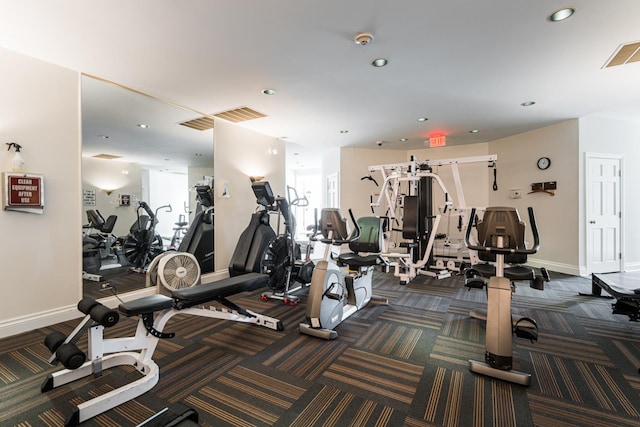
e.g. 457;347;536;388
367;154;498;284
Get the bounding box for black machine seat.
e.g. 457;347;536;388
85;210;105;229
173;272;268;309
468;263;535;282
119;294;176;317
85;210;117;234
338;253;381;268
504;266;536;281
337;216;383;269
99;213;117;234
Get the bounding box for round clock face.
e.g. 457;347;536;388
537;157;551;170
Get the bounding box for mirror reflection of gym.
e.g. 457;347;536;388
80;75;214;299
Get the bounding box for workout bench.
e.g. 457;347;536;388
42;272;283;426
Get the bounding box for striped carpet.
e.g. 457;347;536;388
2;270;640;426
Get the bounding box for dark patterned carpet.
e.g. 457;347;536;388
2;270;640;426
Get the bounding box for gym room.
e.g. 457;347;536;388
1;2;639;426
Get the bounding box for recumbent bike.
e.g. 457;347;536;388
300;208;388;340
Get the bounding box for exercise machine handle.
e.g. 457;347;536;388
139;201;155;219
155;204;172;216
287;185;309;207
464;207;540;255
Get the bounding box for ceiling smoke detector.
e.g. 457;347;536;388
355;32;374;45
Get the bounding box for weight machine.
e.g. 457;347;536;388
367;154;497;284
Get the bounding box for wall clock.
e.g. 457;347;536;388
537;157;551;170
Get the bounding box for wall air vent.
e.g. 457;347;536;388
179;116;215;131
92;154;121;160
605;41;640;67
214;107;266;123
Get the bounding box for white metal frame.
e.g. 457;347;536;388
43;300;281;425
368;155;497;283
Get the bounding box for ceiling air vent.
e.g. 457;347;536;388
179;116;215;131
214;107;266;123
93;154;121;160
605;41;640;67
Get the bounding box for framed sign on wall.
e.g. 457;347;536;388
2;172;44;214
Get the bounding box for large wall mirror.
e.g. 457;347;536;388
81;75;214;299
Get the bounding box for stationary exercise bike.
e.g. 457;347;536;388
300;208;388;340
463;206;541;386
82;210;121;281
122;201;171;272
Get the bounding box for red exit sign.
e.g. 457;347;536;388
429;135;447;147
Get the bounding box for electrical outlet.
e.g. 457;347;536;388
509;188;522;199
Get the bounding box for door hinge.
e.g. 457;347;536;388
619;252;622;260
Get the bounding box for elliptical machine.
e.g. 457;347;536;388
82;210;121;281
261;184;315;305
463;206;541;386
300;208;388;340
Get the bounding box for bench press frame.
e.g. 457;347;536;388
42;282;283;426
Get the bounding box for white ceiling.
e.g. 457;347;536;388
1;1;639;169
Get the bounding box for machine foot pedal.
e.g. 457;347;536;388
469;360;531;386
465;279;485;289
514;317;538;342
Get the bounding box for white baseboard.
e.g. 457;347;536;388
0;287;158;340
526;258;581;277
0;305;81;340
624;262;640;272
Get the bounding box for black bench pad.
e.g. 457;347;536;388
119;294;175;317
172;272;268;309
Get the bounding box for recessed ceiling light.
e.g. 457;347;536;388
98;134;109;139
469;129;479;133
340;130;349;133
399;138;408;142
137;124;149;128
521;101;536;107
262;89;276;95
417;117;428;122
548;8;575;22
371;58;388;67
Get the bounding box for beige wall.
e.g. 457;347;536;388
0;47;82;336
488;120;579;274
213;120;285;272
339;147;407;221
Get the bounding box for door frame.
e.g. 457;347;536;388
585;152;624;274
326;172;339;208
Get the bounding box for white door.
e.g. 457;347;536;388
586;154;622;274
327;173;339;208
